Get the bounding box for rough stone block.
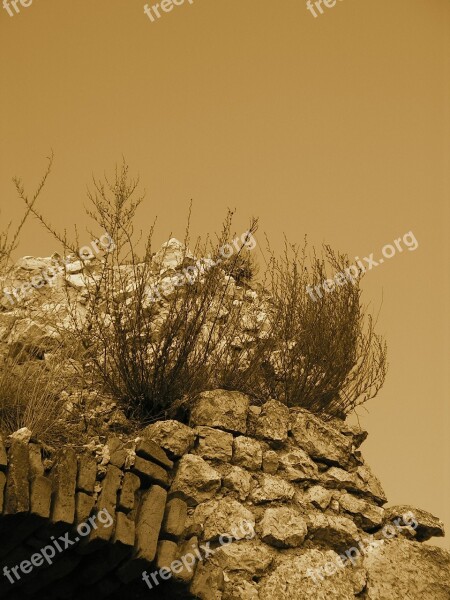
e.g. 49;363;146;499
190;389;250;434
195;427;233;462
132;456;169;488
156;539;179;570
28;443;44;476
113;511;136;547
143;420;196;458
135;438;174;470
255;399;290;445
260;506;308;548
232;436;262;471
262;450;279;474
76;453;97;495
50;448;78;527
250;473;295;504
75;491;95;524
4;440;30;515
162;497;188;540
86;464;122;546
30;474;52;518
117;484;167;582
291;408;353;468
119;472;140;513
170;454;221;506
174;536;199;584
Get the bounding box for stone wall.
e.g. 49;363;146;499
1;389;449;599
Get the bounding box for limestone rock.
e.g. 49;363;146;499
291;408;353;467
331;420;368;448
254;399;289;445
222;465;253;501
278;446;319;482
190;389;250;434
305;485;332;510
262;449;279;474
10;427;32;443
259;550;357;599
170;454;221;506
195;426;233;462
143;420;196;458
7;318;58;356
223;578;259;600
355;464;387;505
383;505;445;541
363;539;450;599
260;506;308;548
197;498;255;542
250;473;295;504
211;539;273;574
152;238;193;272
307;513;361;551
339;493;385;530
321;465;387;506
232;436;262;471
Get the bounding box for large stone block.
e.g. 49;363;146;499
259;550;356;600
232;436;262;471
383;505;445;541
190;389;250;434
339;493;385;530
254;399;289;445
135;438;174;470
260;506;308;548
249;473;295;504
291;408;353;467
170;454;221;506
118;484;167;583
364;539;450;599
193;498;255;543
278;445;319;482
143;420;196;458
132;456;170;488
195;427;233;462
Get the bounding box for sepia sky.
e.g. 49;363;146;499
1;0;449;546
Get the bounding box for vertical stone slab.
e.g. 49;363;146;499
50;448;78;528
3;440;30;514
0;435;7;471
118;484;167;582
76;454;97;495
79;464;122;552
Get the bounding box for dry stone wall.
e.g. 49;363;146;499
1;389;449;599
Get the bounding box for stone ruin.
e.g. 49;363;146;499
0;389;449;599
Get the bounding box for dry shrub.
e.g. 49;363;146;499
15;160;387;423
0;346;81;444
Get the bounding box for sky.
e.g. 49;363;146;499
0;0;449;547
